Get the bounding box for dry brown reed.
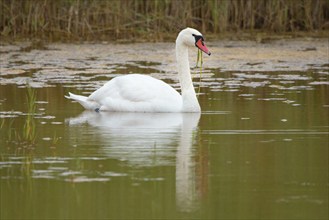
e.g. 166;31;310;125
1;0;328;41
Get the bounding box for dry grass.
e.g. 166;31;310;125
1;0;328;41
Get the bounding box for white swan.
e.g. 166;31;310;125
65;27;211;112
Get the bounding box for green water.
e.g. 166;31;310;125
0;41;328;219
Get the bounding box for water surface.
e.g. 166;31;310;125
0;39;328;219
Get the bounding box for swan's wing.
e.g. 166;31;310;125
88;74;181;112
89;74;171;101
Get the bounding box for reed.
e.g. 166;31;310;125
1;0;328;41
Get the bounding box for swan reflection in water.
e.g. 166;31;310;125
66;111;205;211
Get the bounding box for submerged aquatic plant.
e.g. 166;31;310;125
1;84;61;152
1;85;37;149
0;85;38;178
0;118;4;129
23;85;37;147
49;132;60;149
0;117;18;146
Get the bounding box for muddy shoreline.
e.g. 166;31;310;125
1;37;328;73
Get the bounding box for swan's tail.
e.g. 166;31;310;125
65;92;100;110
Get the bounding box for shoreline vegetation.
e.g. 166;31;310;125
1;0;329;42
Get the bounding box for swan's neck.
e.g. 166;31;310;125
176;43;201;112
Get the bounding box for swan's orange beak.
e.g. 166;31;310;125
196;39;211;56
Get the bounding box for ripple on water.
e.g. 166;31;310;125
276;74;311;81
233;73;269;79
0;155;132;183
64;176;110;183
309;81;329;85
0;111;23;118
202;129;329;135
101;171;128;177
276;195;324;205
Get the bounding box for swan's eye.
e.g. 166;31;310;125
192;34;204;44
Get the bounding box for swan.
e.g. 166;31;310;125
65;27;211;112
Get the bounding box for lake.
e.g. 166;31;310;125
0;39;328;219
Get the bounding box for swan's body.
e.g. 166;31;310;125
68;74;182;112
65;27;210;112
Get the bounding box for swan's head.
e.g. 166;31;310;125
176;27;211;56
